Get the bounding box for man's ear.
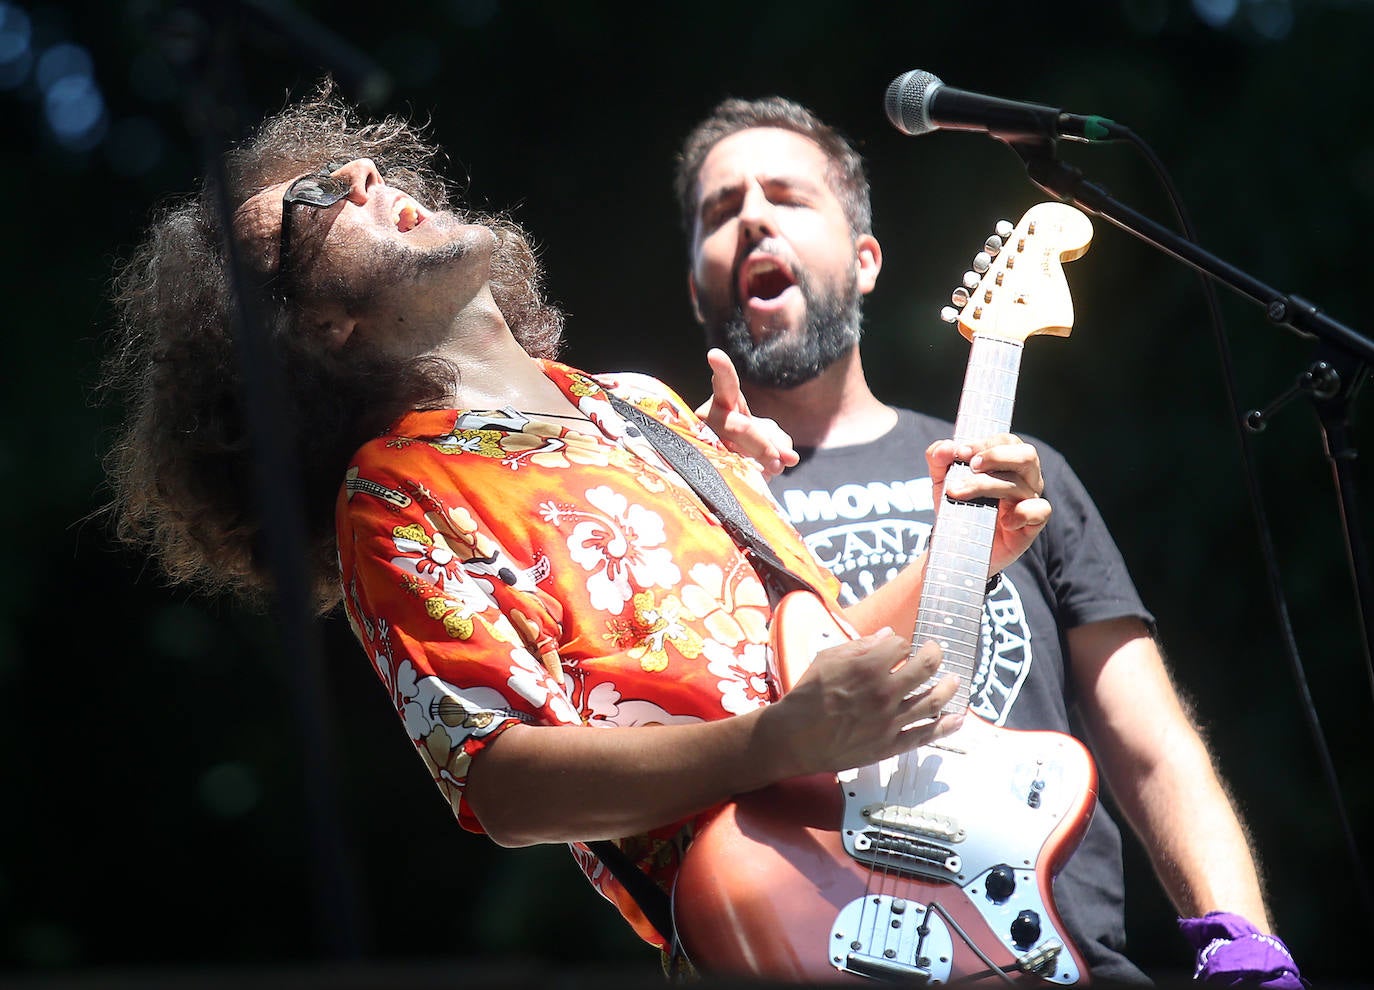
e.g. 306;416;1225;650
856;233;883;295
301;300;358;350
687;270;704;324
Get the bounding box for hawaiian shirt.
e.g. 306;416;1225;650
335;360;838;946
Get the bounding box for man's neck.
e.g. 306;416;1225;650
743;349;896;449
443;328;572;416
396;285;577;419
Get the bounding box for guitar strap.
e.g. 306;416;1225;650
584;838;676;949
578;398;823;957
608;395;823;606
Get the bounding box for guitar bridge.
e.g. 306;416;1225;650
831;894;954;984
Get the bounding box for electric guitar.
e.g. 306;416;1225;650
673;202;1098;984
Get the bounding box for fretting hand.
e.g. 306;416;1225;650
927;435;1051;578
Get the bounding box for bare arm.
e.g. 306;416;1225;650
466;633;960;846
1069;617;1271;928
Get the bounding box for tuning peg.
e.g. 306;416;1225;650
939;305;960;323
951;286;970;307
972;251;992;273
995;219;1014;239
984;234;1003;256
962;270;980;289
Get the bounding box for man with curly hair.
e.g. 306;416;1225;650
103;89;565;608
102;86;1052;973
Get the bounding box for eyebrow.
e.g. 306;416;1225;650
698;172;827;218
283;194;346;263
696;182;741;219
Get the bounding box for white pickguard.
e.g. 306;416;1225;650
832;716;1093;984
839;715;1092;881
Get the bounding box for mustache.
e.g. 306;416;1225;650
731;237;797;304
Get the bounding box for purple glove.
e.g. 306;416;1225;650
1178;912;1306;988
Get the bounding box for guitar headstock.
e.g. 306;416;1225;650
941;201;1093;344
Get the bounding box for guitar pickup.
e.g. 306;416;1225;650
862;804;966;842
854;827;962;875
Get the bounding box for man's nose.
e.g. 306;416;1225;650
737;185;776;244
330;158;383;204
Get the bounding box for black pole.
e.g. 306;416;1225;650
157;1;382;958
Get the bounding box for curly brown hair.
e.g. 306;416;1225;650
101;82;564;611
674;95;872;241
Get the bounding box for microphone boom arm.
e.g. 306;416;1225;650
1010;143;1374;363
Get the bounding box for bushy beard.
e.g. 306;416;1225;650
321;221;482;312
703;268;864;389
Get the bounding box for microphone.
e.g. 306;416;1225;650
884;70;1118;143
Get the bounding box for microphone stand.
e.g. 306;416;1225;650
1008;139;1374;926
1009;142;1373;673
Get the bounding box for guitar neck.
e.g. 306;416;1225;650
914;334;1024;713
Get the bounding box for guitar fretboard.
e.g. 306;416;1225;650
913;334;1024;714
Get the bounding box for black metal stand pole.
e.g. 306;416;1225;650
157;0;391;958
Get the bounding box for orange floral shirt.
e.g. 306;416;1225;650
335;360;837;947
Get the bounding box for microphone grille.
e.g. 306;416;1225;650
884;69;943;136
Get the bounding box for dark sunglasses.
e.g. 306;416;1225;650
276;170;352;292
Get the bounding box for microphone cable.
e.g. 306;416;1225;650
1101;121;1373;934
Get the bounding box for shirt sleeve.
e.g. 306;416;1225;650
1036;442;1156;634
335;451;582;836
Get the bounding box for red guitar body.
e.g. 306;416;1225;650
673;592;1098;985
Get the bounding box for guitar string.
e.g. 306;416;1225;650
862;335;1023;969
870;501;993;965
884;340;1017;964
850;207;1087;971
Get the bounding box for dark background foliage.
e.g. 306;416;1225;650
3;0;1372;985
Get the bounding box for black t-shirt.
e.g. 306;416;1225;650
770;407;1155;984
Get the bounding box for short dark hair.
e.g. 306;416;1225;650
100;81;563;611
674;96;872;240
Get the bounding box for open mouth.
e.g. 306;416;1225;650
392;196;428;232
738;256;797;305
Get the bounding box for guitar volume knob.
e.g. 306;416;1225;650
1010;909;1042;948
984;864;1016;902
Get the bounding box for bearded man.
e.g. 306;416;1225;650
676;95;1301;987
